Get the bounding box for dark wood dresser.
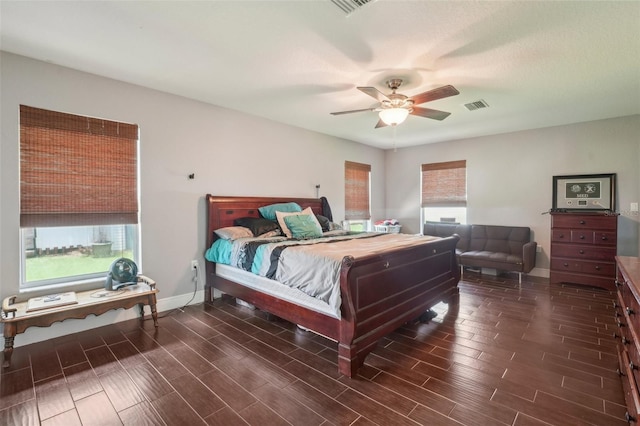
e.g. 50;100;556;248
615;256;640;423
550;212;618;290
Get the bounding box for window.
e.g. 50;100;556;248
421;160;467;225
20;105;140;290
344;161;371;231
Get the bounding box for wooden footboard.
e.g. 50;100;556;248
204;194;460;377
336;234;460;377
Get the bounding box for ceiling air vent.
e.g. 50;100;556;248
464;99;490;111
330;0;375;15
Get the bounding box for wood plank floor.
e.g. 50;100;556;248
0;272;629;425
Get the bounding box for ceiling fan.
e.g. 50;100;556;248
330;79;459;128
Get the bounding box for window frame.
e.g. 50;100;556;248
421;160;467;226
19;105;141;291
344;161;372;230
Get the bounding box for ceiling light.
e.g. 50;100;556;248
379;108;409;126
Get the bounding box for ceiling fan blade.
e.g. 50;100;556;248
411;107;451;121
358;86;389;102
410;85;459;106
375;118;388;129
330;108;376;115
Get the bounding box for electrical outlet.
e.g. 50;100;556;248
536;246;542;253
191;260;198;270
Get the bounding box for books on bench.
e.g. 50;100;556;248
26;292;78;312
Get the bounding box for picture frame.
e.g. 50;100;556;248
552;173;616;211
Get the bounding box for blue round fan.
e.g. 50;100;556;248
105;258;138;290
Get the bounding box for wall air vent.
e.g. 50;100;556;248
464;99;490;111
330;0;375;15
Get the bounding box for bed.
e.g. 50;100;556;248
204;194;460;377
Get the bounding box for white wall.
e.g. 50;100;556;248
385;115;640;276
0;52;385;345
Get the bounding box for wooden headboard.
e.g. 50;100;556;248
205;195;324;249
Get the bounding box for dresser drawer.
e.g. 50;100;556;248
618;348;640;423
551;244;616;261
551;258;616;277
626;344;640;410
622;292;640;338
552;214;617;230
570;230;595;244
552;230;617;245
615;311;633;345
615;297;636;349
593;231;617;246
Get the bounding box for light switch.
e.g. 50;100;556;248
631;202;639;212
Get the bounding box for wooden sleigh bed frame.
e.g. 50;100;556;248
204;194;460;377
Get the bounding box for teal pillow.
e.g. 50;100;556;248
284;214;323;239
205;239;232;264
259;202;302;220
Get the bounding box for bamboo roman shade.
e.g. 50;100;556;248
20;105;139;227
421;160;467;207
345;161;371;220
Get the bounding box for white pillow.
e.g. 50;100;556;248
276;207;321;238
214;226;253;240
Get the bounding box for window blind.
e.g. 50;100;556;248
345;161;371;220
421;160;467;207
20;105;139;227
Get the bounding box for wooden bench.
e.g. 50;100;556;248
1;275;158;368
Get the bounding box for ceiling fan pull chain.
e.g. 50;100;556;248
393;125;397;152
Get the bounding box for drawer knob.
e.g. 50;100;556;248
595;266;601;271
579;235;585;240
618;320;625;328
614;301;620;307
617;368;625;377
558;234;565;239
579;250;584;254
563;263;569;267
627;307;635;315
630;361;637;370
579;220;585;225
601;236;607;241
622;337;629;345
626;412;636;422
616;281;622;288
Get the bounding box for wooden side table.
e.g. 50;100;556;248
1;275;158;368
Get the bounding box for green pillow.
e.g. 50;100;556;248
284;214;323;239
258;202;302;220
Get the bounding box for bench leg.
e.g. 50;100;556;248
148;294;159;327
3;323;16;368
150;303;158;327
139;301;159;327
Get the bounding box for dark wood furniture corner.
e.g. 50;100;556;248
615;256;640;423
1;275;158;368
550;211;618;290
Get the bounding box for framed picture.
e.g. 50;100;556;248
552;173;616;211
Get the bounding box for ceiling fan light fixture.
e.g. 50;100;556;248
379;107;409;126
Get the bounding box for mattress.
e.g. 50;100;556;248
215;263;340;319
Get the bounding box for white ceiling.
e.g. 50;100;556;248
1;0;639;149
